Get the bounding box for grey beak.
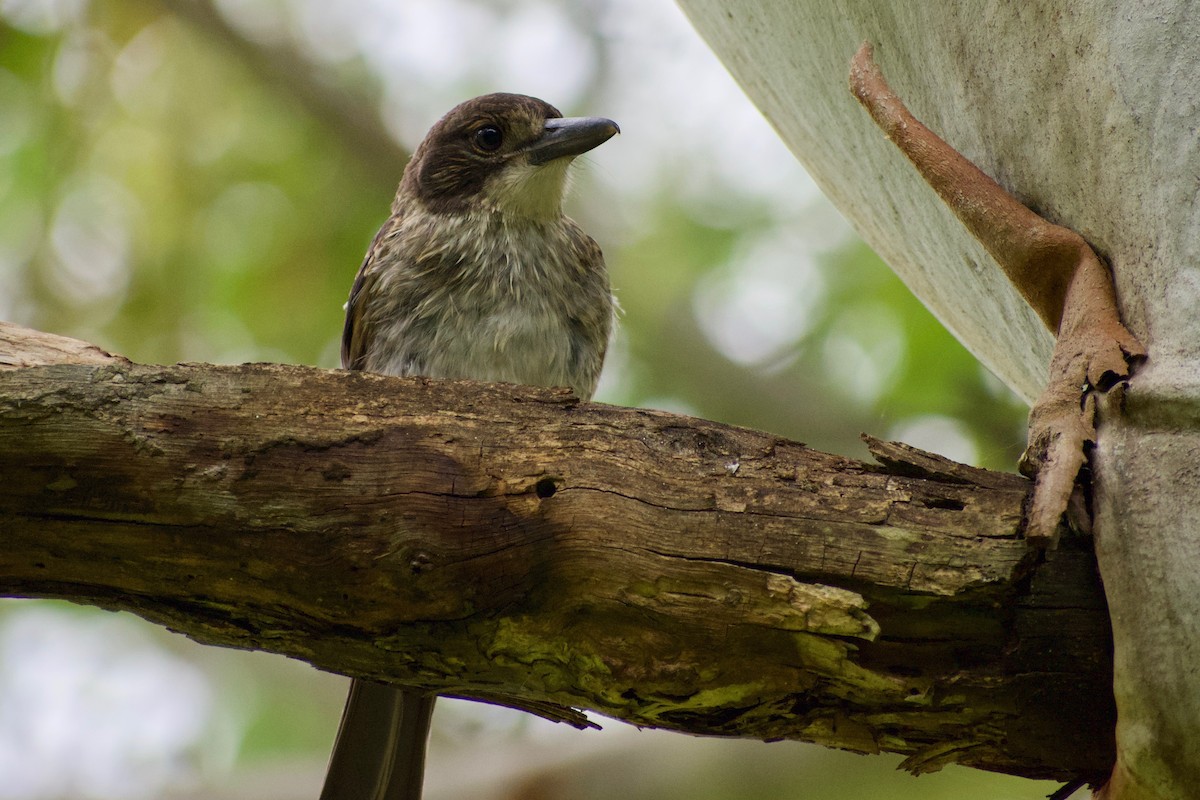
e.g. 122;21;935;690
526;116;620;165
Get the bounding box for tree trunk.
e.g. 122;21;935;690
1;322;1111;782
673;2;1200;796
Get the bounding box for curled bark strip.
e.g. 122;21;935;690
850;42;1146;546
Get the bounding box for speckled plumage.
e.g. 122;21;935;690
341;92;616;401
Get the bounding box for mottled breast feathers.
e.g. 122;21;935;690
341;93;615;401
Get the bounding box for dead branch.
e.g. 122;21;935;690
0;323;1112;782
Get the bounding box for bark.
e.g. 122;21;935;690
1;323;1111;782
847;42;1145;547
674;3;1200;795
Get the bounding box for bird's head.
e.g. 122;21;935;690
400;93;619;221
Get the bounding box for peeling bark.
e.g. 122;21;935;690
674;5;1200;794
848;42;1145;546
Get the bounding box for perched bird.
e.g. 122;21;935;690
321;93;619;800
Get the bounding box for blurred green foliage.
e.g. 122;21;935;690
0;1;1046;798
5;1;393;368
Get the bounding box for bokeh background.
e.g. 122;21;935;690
0;0;1050;798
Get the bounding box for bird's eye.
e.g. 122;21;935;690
473;125;503;152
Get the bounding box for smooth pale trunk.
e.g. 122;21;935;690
674;1;1200;795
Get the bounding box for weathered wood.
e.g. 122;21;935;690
0;324;1112;781
0;322;125;369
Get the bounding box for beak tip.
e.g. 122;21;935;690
529;115;620;164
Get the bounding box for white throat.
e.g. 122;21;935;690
481;157;574;221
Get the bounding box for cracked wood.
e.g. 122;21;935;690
0;323;1113;782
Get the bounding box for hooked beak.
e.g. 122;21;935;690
526;116;620;165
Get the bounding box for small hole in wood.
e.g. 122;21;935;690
922;496;965;511
535;478;558;499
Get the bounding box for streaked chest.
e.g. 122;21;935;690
363;211;608;396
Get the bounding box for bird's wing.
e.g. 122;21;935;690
341;218;399;371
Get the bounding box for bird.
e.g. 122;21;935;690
320;93;619;800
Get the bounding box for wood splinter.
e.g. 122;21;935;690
848;41;1146;547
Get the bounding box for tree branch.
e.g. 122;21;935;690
0;323;1112;782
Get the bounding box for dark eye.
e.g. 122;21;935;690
473;125;503;152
